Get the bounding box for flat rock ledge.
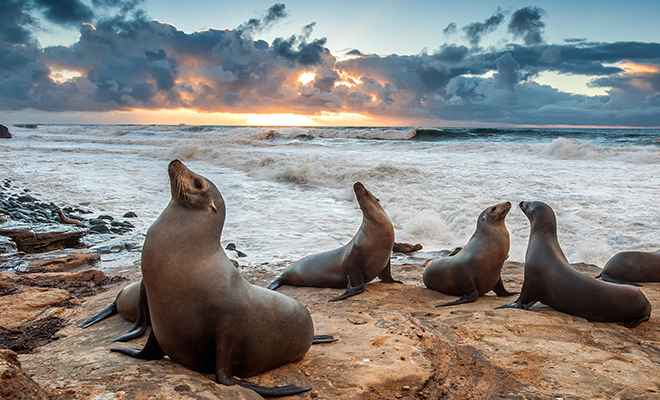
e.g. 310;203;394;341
0;222;89;253
5;261;658;399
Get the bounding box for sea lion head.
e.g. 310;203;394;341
519;201;557;233
353;182;388;220
168;159;224;217
479;201;511;225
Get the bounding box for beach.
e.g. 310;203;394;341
2;124;660;398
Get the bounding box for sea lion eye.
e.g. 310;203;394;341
194;179;202;189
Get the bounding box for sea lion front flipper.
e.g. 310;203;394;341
435;290;479;307
111;331;165;360
265;277;282;290
109;281;151;343
78;303;118;328
495;299;537;310
312;334;338;344
378;260;402;284
329;274;365;302
492;277;519;296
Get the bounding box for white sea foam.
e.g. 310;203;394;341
1;125;659;269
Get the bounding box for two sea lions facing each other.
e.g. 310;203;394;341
498;201;651;329
423;201;517;306
267;182;401;301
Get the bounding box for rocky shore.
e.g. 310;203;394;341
2;182;660;399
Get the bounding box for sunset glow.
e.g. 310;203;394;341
298;72;316;85
334;70;362;87
623;62;660;74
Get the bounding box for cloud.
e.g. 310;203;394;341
33;0;94;26
1;3;660;126
508;6;546;46
462;10;504;48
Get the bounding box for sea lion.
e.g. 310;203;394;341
112;160;317;396
423;202;515;306
392;242;423;254
78;281;150;342
498;201;652;328
266;182;398;301
597;250;660;284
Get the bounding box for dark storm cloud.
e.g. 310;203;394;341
236;3;289;36
462;11;504;48
33;0;94;25
508;6;545;45
1;3;660;126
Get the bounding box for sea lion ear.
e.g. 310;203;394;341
481;215;486;221
210;202;218;213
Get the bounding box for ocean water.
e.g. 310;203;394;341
1;125;659;272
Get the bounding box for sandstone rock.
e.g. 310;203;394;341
0;248;100;272
0;222;89;253
12;261;660;399
0;349;53;399
0;287;70;330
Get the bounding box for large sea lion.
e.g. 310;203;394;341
597;250;660;284
112;160;317;396
78;281;149;342
266;182;398;301
498;201;651;328
423;202;515;306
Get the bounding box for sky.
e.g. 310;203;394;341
1;0;660;127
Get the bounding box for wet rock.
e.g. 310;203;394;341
0;124;12;139
0;249;101;273
0;349;54;399
89;224;111;234
97;215;114;221
123;211;138;218
0;235;17;254
0;222;89;253
393;242;423;254
0;316;67;354
87;218;106;226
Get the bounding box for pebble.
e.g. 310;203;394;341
0;182;134;237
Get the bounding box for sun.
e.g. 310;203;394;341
298;72;316;85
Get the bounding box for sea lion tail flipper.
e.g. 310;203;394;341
111;332;165;360
329;275;365;302
378;260;403;284
312;334;338;344
492;277;519;297
435;291;479;307
216;371;312;396
619;315;650;329
78;304;118;328
265;277;282;290
108;280;151;343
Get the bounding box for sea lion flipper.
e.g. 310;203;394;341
378;260;402;284
329;275;365;302
492;277;518;297
109;281;151;343
312;334;338;344
216;370;312;396
620;315;651;329
78;304;118;328
495;299;537;310
435;290;479;307
598;274;642;287
265;277;283;290
111;332;165;360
